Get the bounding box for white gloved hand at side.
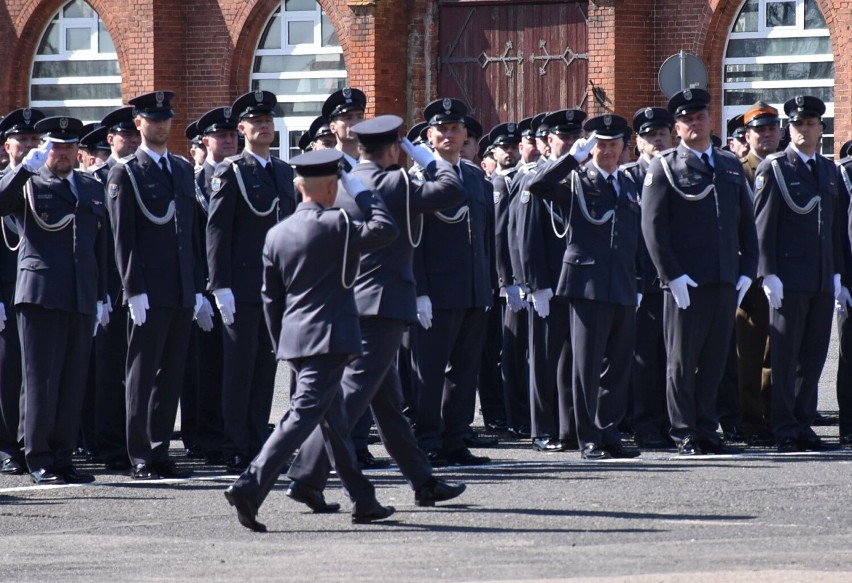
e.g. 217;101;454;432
195;297;214;332
212;288;236;326
762;274;783;310
529;288;554;319
502;285;525;313
127;293;149;326
668;274;698;310
416;295;433;329
736;275;752;308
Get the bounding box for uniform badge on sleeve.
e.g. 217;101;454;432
755;175;765;190
493;191;501;205
520;190;531;204
212;177;222;192
644;174;653;187
108;183;119;199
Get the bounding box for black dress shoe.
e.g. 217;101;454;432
444;447;490;466
463;433;498;448
1;458;25;475
560;438;580;451
604;442;641;458
104;457;132;471
722;426;747;443
414;477;466;507
797;436;832;451
635;434;673;449
31;468;64;484
485;419;508;432
699;440;741;455
55;465;96;484
286;481;340;513
532;437;564;453
426;450;449;468
153;459;193;479
224;486;266;533
678;436;701;456
351;504;395;524
581;443;610;460
131;464;158;480
184;444;205;459
777;437;799;453
507;425;532;438
747;430;776;447
226;455;249;474
356;448;391;470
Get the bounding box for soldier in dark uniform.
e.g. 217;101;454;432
736;102;783;446
641;88;758;456
186;106;240;465
410;98;494;466
285;115;466;511
186;121;207;169
622;106;674;449
323;88;366;171
488;122;530;439
837;142;852;447
307;116;336;151
726;114;749;159
515;109;591;451
107;91;205;479
78;125;111;169
87;106;139;471
527;114;641;459
223;148;397;532
207;91;296;473
0;116;108;484
754;95;842;452
0;108;44;476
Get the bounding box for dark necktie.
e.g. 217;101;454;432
61;178;76;199
701;152;714;173
807;159;819;184
265;161;278;189
606;174;616;197
160;157;173;186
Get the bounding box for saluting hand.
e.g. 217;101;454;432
22;141;53;173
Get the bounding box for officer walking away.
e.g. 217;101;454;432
223;149;398;532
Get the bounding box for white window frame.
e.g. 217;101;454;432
251;1;347;160
30;1;121;123
722;0;834;155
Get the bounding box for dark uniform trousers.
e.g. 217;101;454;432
836;309;852;437
735;283;772;436
194;310;225;456
528;302;574;441
769;291;833;441
500;301;530;429
0;292;22;463
232;354;376;513
664;284;736;444
414;307;489;452
19;305;94;470
94;304;128;464
631;292;669;439
477;299;506;425
288;317;432;490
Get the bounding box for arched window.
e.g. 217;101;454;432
30;0;121;123
251;0;347;160
722;0;834;155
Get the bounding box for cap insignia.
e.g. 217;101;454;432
683;89;693;101
22;109;31;123
795;95;804;106
566;110;574;122
155;92;164;107
645;108;654;119
603;115;612;127
223;107;232;120
59;117;68;129
442;98;452;113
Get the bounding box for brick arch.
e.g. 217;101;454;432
229;0;352;99
6;0;135;109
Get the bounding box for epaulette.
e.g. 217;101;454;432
658;147;677;157
766;152;785;161
620;160;640;171
223;154;243;165
116;153;137;164
87;160;107;174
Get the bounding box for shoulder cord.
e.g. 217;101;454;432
25;180;74;232
770;158;821;234
339;208;360;289
1;210;23;252
231;162;278;218
117;159;175;225
400;169;423;248
840;164;852;198
659;155;720;219
194;170;209;216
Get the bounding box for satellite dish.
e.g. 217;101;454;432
658;51;708;98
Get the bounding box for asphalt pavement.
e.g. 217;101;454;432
1;323;851;582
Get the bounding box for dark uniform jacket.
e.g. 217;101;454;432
527;155;641;306
336;159;464;322
623;155;661;296
206;151;296;304
91;157;123;304
641;143;758;286
0;164;107;315
838;157;852;286
262;190;398;361
107;149;204;308
507;160;538;288
412;160;495;310
754;146;843;293
492;167;518;288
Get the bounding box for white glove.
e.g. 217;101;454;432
400;138;435;169
195;297;214;332
762;274;783;310
212;288;236;326
834;274;842;300
502;285;525;313
94;301;104;336
100;294;112;327
340;172;369;197
668;274;698;310
0;302;6;333
836;286;852;315
636;293;643;308
569;133;597;163
193;293;203;318
22;141;52;173
736;275;752;308
127;293;149;326
529;288;554;319
416;295;433;329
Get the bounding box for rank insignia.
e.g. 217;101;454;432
493;191;501;205
521;190;531;204
212;177;222;192
644;174;653;187
755;175;765;190
108;184;119;199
